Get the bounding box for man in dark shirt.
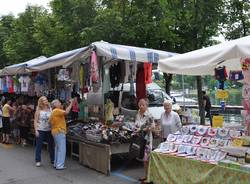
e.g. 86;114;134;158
203;91;212;126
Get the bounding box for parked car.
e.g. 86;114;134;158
170;92;198;106
106;82;180;120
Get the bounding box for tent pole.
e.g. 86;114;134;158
196;76;205;125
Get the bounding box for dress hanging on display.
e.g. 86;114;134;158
144;63;152;84
136;64;146;101
90;51;99;83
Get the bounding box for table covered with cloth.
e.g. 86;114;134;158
148;151;250;184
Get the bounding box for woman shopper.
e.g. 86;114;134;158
16;104;33;146
2;99;15;144
160;100;182;141
34;96;54;167
50;99;73;170
135;98;155;182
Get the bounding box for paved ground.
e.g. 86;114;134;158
0;143;143;184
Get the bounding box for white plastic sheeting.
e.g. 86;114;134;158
158;36;250;75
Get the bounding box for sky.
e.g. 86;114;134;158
0;0;51;16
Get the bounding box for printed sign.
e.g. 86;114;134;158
216;90;229;99
212;115;224;128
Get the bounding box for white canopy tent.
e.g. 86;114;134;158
27;47;90;71
158;36;250;75
1;41;177;75
1;56;47;76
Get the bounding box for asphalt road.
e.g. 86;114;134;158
0;143;143;184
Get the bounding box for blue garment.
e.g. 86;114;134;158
54;133;66;169
35;130;54;163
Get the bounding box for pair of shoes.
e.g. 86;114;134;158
55;167;67;170
36;162;41;167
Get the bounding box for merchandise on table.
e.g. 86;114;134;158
67;119;136;144
155;125;244;164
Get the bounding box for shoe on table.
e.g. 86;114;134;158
36;162;41;167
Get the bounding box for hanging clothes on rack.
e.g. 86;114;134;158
136;64;146;101
144;63;152;84
109;62;121;88
90;51;99;83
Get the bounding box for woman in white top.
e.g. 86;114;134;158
34;96;54;167
160;100;182;141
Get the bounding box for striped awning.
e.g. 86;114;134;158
93;41;177;63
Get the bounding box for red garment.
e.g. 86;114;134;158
144;63;152;84
136;65;146;102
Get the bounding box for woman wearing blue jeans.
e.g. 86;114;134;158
34;96;54;167
50;99;73;170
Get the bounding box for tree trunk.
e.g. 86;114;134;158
197;76;205;125
163;73;173;96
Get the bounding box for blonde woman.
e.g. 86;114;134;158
34;96;54;167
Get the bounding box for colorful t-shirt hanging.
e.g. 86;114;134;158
229;70;244;81
19;76;31;92
7;76;14;93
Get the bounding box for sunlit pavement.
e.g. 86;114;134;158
0;143;143;184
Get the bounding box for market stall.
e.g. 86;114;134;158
0;41;176;175
146;36;250;183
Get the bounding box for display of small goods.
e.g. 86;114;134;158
154;125;246;165
67;118;136;144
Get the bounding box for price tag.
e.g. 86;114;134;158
216;90;229;99
212;115;224;128
232;138;244;147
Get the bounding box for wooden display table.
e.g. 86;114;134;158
67;136;130;175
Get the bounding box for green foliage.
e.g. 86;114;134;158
0;0;248;74
222;0;250;40
3;6;45;65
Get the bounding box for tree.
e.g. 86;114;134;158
0;15;15;67
3;6;45;64
222;0;250;40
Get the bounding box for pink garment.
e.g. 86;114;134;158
72;100;79;112
90;51;99;83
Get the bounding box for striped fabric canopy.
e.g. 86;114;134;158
93;41;177;63
1;56;47;75
1;41;176;75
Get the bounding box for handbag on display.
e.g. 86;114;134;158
200;137;211;147
191;136;202;144
197;126;208;136
207;128;218;137
190;125;198;134
181;126;190;135
167;134;177;142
